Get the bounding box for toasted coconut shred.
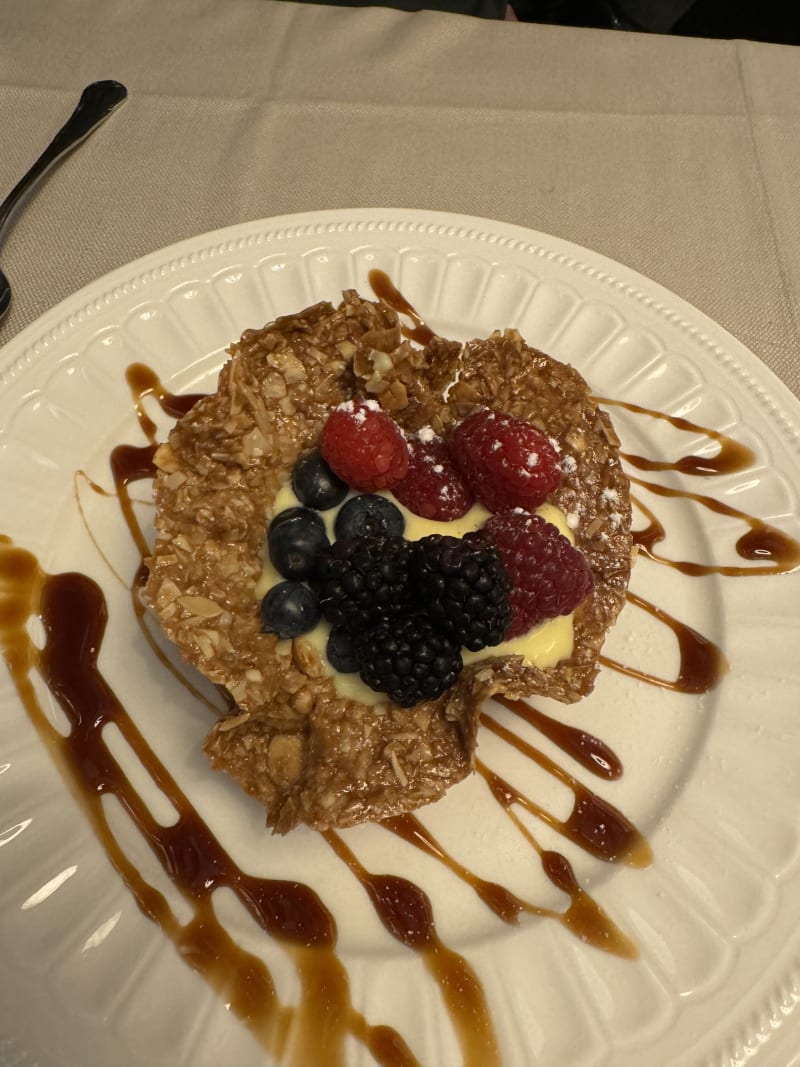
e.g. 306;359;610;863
144;292;633;833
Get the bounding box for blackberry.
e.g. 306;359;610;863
314;535;413;631
411;533;511;652
357;614;463;707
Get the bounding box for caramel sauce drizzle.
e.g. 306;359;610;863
381;812;527;924
601;590;729;693
592;397;800;576
630;479;800;576
493;693;623;780
0;538;418;1067
380;810;638;960
594;396;756;477
126;361;206;428
368;269;435;346
323;830;501;1067
474;762;638;959
478;715;652;868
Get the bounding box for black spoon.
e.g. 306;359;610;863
0;80;127;323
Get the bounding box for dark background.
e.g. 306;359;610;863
304;0;799;41
512;0;800;42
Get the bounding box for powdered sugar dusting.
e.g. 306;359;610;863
561;454;578;475
335;398;381;424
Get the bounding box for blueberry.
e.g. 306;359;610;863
334;494;405;540
268;507;330;580
261;581;321;638
326;627;359;673
292;450;348;511
270;506;325;531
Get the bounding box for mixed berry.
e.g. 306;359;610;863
449;408;562;513
260;398;595;706
392;434;474;521
483;510;595;638
319;401;408;492
267;506;329;580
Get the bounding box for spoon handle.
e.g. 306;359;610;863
0;80;127;243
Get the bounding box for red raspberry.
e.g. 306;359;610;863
481;510;594;637
391;434;474;521
320;401;409;492
448;409;561;513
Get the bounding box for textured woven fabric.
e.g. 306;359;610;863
0;0;798;398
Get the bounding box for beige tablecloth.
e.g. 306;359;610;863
1;0;799;403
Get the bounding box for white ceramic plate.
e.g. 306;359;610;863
1;209;800;1067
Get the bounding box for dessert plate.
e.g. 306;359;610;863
1;209;799;1067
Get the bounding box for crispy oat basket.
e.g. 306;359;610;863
144;293;633;832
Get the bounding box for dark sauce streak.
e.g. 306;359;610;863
478;715;652;868
368;269;435;345
474;760;639;960
378;728;644;957
37;581;328;945
382;813;526;924
594;396;757;476
601;590;729;694
493;693;623;780
125;362;206;432
109;444;157;560
381;811;639;960
591;396;800;575
630;479;800;576
0;539;418;1067
323;830;501;1067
